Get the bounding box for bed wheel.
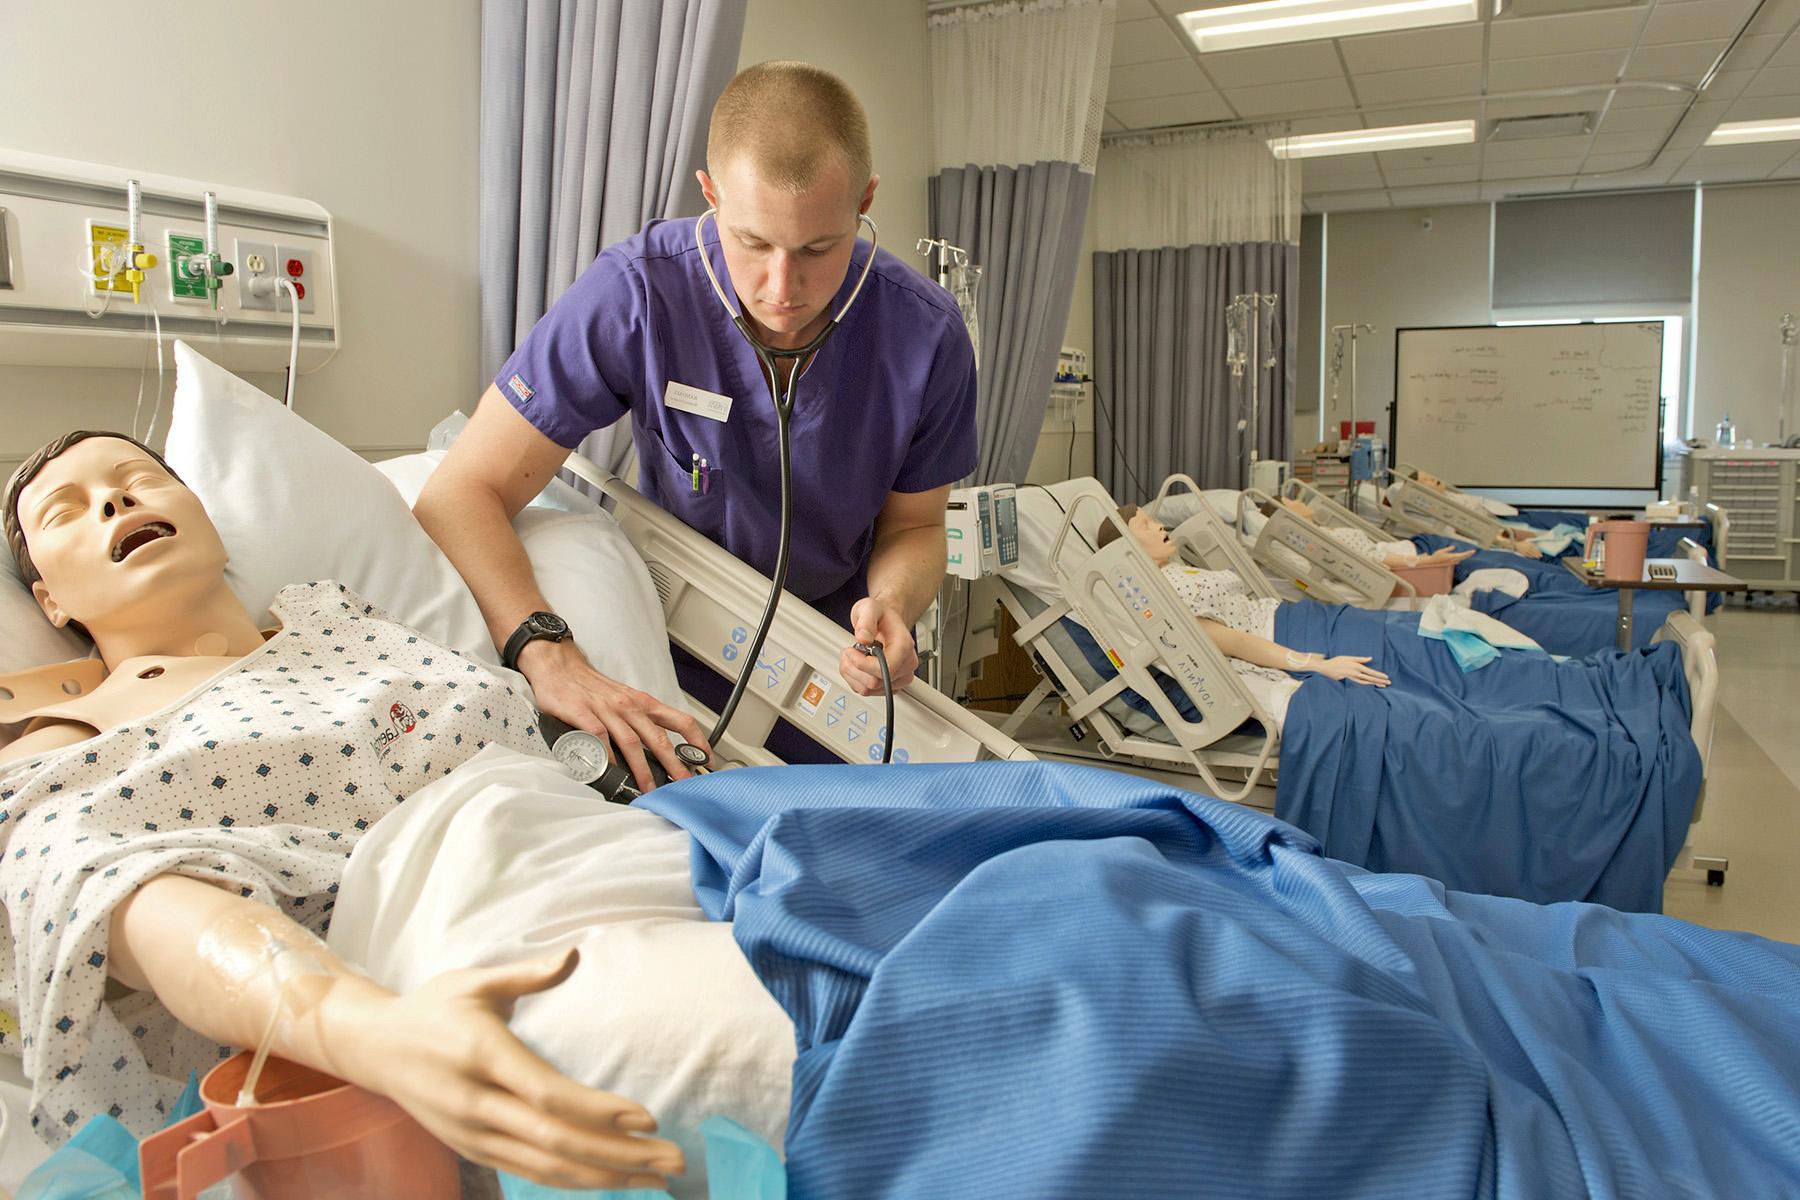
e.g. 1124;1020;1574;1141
1707;869;1725;887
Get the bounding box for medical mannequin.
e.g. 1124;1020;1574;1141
1401;471;1542;556
1100;506;1388;688
0;433;681;1190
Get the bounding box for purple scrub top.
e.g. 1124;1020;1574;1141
495;217;978;625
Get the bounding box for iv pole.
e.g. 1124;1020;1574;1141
1227;293;1279;484
1329;323;1373;504
1780;313;1797;448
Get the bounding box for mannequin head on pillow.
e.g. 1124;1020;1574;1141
4;431;259;668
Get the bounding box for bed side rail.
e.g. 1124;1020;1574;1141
1242;488;1413;609
1052;494;1278;801
1385;470;1506;547
562;451;1035;766
1149;473;1281;601
1277;476;1394;544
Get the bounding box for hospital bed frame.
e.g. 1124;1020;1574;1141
1235;485;1418;609
997;481;1278;802
560;453;1035;768
1382;463;1509;547
1145;475;1282;604
1650;608;1729;883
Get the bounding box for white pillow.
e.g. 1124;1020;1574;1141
374;447;599;515
163;341;500;664
375;452;681;709
513;508;683;709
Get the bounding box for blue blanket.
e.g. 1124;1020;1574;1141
1274;603;1701;911
640;763;1800;1200
1414;533;1688;654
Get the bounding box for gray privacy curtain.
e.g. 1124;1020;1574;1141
1093;242;1298;499
930;163;1093;486
480;0;746;471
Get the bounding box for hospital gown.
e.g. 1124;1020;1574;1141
1316;526;1418;565
1157;565;1302;724
0;582;542;1142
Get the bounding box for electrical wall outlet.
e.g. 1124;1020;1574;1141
273;243;317;314
234;237;278;311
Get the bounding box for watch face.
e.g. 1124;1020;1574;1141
531;612;570;639
551;729;609;784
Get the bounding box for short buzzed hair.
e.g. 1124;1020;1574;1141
1097;505;1139;550
707;61;872;195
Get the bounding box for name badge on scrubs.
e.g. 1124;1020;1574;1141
664;381;733;423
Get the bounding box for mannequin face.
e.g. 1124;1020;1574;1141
1127;510;1176;568
16;437;227;634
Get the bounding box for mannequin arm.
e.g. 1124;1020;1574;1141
1193;617;1390;687
108;875;683;1189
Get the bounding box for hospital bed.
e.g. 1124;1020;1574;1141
1380;463;1510;547
556;453;1034;769
995;479;1279;802
1148;473;1421;610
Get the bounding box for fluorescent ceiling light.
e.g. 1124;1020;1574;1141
1704;118;1800;146
1180;0;1478;52
1268;120;1477;159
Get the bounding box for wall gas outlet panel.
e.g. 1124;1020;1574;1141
0;149;338;372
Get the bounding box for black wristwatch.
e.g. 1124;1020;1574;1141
502;611;571;671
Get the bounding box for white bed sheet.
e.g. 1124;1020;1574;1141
327;745;792;1200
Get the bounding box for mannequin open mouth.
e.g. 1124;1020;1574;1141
111;522;176;563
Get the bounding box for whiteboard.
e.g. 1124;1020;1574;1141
1392;322;1663;492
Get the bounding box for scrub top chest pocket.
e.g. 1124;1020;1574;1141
643;411;728;507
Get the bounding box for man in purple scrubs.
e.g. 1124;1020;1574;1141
417;62;977;790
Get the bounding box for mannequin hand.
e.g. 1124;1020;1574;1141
843;597;918;696
1509;536;1543;559
340;950;684;1190
518;639;709;792
1309;655;1390;687
1418;548;1476;567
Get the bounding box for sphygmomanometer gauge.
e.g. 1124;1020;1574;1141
549;727;610;786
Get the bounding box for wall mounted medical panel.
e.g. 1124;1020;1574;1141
0;149;337;372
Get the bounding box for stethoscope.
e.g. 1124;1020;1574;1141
692;206;894;765
539;208;895;800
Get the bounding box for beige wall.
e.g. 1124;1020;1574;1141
738;0;932;275
1319;203;1495;446
1693;183;1800;444
0;0;482;470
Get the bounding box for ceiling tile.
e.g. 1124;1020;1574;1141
1697;69;1758;99
1288;115;1369;134
1683;140;1800;163
1301;171;1388;192
1624;40;1731;81
1358;101;1484;124
1609;82;1702;105
1353;63;1483;104
1116;0;1161;18
1725;94;1800;119
1106;91;1237;128
1108;58;1211;101
1582;150;1665;170
1774;35;1800;67
1489;10;1646;59
1598;103;1690;132
1197;42;1346;88
1488;50;1630;92
1641;0;1759;45
1112;18;1188;66
1483;155;1590;177
1571;168;1680;188
1482;134;1597;160
1377;142;1481;167
1482;92;1613;119
1298;151;1382;175
1225;75;1357;117
1670;159;1783;181
1310;190;1393;211
1589;129;1672;152
1337;24;1485;74
1711;35;1785;72
1744;65;1800;95
1103;112;1127;132
1382;163;1480;184
1386;184;1484;205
